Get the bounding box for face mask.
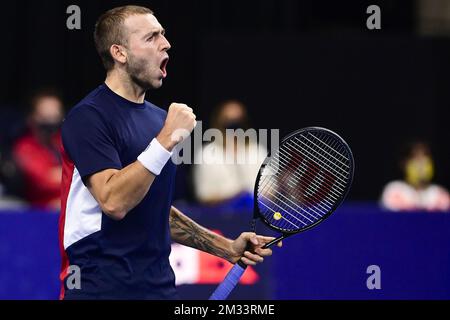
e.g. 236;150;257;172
224;120;245;130
405;156;434;187
37;122;60;137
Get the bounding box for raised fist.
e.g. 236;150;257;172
157;103;196;151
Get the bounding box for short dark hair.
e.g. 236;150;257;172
94;5;154;71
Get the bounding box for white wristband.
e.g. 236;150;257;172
137;138;173;175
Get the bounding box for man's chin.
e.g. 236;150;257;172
149;79;163;89
155;78;164;87
129;74;162;91
144;76;164;90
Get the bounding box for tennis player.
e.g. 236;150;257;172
59;5;280;299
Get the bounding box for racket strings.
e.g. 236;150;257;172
266;132;351;198
260;178;318;223
258;166;327;229
262;172;329;215
258;171;337;230
305;132;349;167
270;149;344;204
257;131;352;232
288;138;349;183
260;177;327;220
260;154;332;220
260;146;343;209
300;132;351;177
268;149;344;199
259;181;317;228
258;198;309;228
266;149;348;206
258;163;329;229
268;133;349;194
301;131;352;181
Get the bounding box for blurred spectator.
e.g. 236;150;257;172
0;145;25;208
193;100;267;205
0;106;26;205
381;141;450;211
12;89;64;209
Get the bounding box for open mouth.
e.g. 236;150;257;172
160;57;169;78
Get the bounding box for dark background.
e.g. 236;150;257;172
0;0;448;201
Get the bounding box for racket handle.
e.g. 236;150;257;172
209;261;247;300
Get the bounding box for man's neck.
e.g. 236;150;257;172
105;70;147;103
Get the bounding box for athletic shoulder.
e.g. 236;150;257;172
145;101;167;116
67;85;109;115
63;85;116;129
142;101;168;125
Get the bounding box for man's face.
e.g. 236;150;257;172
122;14;171;90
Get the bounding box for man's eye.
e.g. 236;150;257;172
147;37;153;41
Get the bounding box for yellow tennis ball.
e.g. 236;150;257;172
273;212;282;220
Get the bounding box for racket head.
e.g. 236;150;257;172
253;127;354;235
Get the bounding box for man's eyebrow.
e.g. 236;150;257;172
142;28;165;39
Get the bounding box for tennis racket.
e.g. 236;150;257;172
209;126;354;300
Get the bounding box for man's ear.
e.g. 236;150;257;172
110;44;127;65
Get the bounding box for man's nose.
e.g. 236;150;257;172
161;35;171;51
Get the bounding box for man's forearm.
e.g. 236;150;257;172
88;161;156;220
169;206;234;262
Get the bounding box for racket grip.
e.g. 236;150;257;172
209;261;247;300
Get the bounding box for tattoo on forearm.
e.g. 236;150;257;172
169;210;231;261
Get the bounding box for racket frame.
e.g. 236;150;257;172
252;126;355;248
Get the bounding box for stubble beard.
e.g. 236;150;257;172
126;54;161;91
